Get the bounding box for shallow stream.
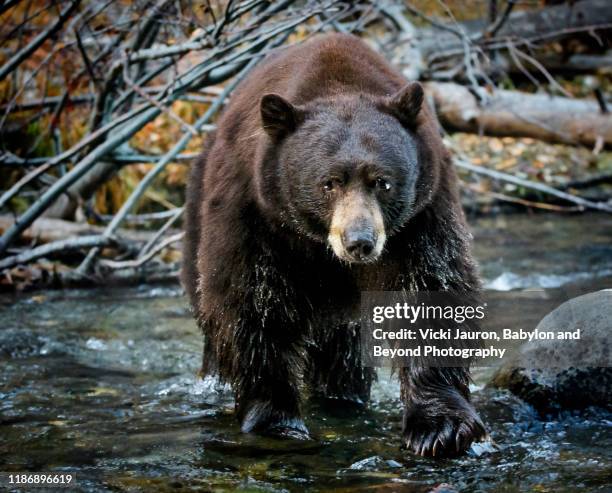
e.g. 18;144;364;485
1;213;611;492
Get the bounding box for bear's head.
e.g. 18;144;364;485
257;82;441;264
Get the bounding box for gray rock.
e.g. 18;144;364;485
490;290;612;415
347;455;402;471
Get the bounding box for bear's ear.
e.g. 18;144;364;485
385;82;424;125
260;94;301;139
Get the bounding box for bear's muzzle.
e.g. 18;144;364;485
328;189;386;263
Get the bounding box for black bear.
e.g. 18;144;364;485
182;33;486;457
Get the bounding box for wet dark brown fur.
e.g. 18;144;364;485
183;33;486;456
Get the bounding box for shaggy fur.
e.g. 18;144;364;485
182;33;486;456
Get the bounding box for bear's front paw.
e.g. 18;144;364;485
401;389;486;458
240;400;310;440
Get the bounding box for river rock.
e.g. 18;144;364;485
0;328;46;358
490;290;612;415
428;485;459;493
347;455;402;471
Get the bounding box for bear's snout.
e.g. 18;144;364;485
328;189;386;263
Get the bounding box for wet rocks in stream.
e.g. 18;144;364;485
490;290;612;415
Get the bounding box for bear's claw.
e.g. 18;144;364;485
401;392;487;458
265;422;311;440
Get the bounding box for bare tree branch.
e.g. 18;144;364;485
485;0;516;38
0;235;120;270
453;155;612;214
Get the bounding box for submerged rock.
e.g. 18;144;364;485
467;439;499;457
0;328;45;358
490;290;612;415
347;455;403;471
428;485;459;493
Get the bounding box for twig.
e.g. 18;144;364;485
213;0;236;40
0;0;21;17
462;182;582;212
558;173;612;190
99;232;183;270
461;34;482;99
506;40;540;88
377;3;424;80
97;209;184;225
139;207;183;257
485;0;516;37
594;88;608;114
1;94;94;112
74;27;99;89
403;2;484;95
0;10;309;214
403;3;463;38
125;37;213;63
0;151;201;167
513;48;573;98
1;42;60;129
122;60;199;136
455;158;612;213
0;89;217;112
108;0;295;113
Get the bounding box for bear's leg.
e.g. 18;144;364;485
231;321;310;439
308;322;375;405
400;366;486;457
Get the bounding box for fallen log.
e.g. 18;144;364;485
418;0;612;62
0;260;180;292
0;215;167;245
426;82;612;147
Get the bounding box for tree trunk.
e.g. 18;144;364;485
43;160;118;219
426;82;612;147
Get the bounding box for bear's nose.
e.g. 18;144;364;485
343;230;375;261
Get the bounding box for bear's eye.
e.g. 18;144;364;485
376;178;392;191
323;179;341;192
